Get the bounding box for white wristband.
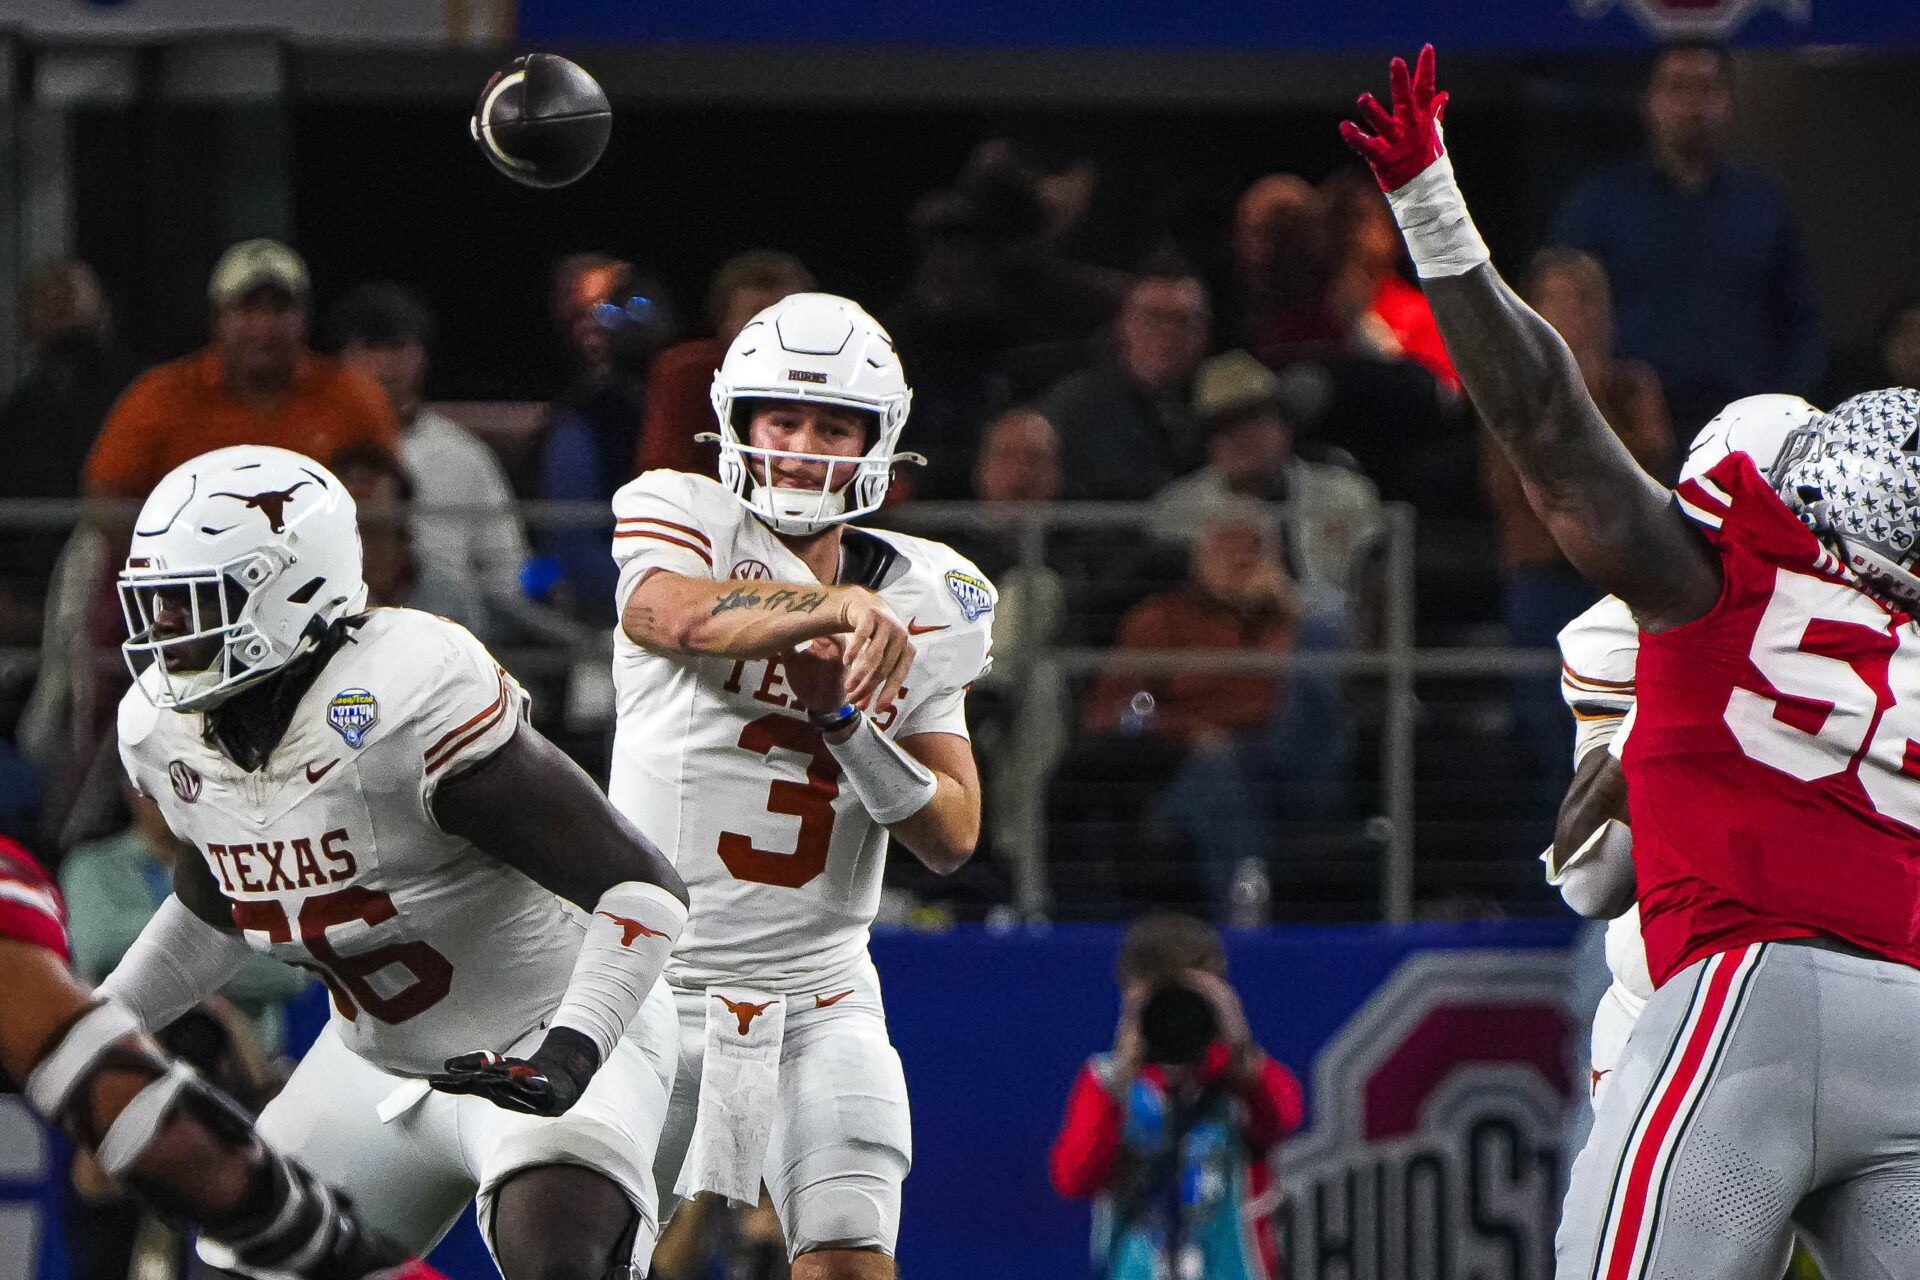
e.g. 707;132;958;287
552;880;688;1063
97;896;254;1033
1384;147;1490;280
826;713;938;827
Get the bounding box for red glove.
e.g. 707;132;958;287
1339;44;1449;194
370;1262;452;1280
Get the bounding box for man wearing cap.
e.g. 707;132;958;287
85;239;397;500
1149;350;1383;615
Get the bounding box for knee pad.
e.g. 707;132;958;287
784;1170;900;1259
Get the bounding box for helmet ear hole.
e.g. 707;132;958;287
286;577;325;605
1797;484;1823;506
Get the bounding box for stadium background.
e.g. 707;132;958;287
0;1;1910;1277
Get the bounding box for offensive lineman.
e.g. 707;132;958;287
0;837;442;1280
1346;47;1920;1279
100;445;691;1280
609;293;991;1279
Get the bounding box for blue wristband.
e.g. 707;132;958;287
808;703;858;731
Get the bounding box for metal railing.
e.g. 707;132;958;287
0;496;1566;923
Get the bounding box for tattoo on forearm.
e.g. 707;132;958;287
711;586;830;617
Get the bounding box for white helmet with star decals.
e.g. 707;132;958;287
119;445;366;711
706;292;916;537
1773;387;1920;609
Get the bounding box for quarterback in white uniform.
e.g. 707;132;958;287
1542;395;1818;1105
609;293;990;1279
101;446;691;1280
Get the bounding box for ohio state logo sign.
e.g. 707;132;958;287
1276;950;1577;1280
1572;0;1808;39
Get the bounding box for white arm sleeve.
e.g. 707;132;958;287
550;881;688;1062
96;896;256;1032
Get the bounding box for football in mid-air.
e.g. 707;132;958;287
470;53;611;189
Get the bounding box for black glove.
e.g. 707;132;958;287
428;1027;599;1116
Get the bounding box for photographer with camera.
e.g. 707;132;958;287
1050;914;1302;1280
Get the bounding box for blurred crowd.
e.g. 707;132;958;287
0;38;1884;1279
0;40;1879;955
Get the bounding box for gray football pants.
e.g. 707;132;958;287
1557;940;1920;1280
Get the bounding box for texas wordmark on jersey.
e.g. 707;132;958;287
608;470;994;994
118;609;587;1076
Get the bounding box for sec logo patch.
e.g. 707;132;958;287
168;760;202;804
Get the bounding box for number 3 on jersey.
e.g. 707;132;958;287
718;713;843;888
1725;566;1920;828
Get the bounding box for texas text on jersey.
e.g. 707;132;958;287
118;608;584;1076
1632;451;1920;985
609;468;993;993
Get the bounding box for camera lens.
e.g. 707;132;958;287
1140;983;1218;1065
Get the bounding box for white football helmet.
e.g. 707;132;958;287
1679;393;1821;486
705;292;917;536
119;445;367;711
1774;387;1920;609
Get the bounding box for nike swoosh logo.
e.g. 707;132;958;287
907;620;949;635
815;989;855;1009
305;759;340;784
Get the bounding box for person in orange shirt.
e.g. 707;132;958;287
84;240;397;500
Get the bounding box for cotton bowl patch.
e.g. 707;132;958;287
944;570;993;622
327;689;379;748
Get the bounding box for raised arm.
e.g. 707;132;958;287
1341;47;1721;632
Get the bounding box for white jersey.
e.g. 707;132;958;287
118;609;587;1077
1558;594;1637;764
1555;596;1654;1029
607;471;993;993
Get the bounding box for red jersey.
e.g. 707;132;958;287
1629;452;1920;986
0;838;69;961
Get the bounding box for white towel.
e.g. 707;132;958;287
674;987;787;1208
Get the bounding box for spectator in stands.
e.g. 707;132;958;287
954;140;1129;345
1050;912;1303;1280
1039;262;1211;500
1093;503;1350;911
330;443;487;630
1151;350;1383;617
84;240;397;500
541;254;678;623
0;260;140;643
1549;41;1824;429
1230;174;1346;365
1320;165;1460;395
331;283;529;635
60;779;310;1055
1485;249;1673;776
960;407;1067;660
637;251;815;478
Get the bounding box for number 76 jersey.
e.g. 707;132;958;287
116;609;589;1077
1632;453;1920;987
606;471;994;994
